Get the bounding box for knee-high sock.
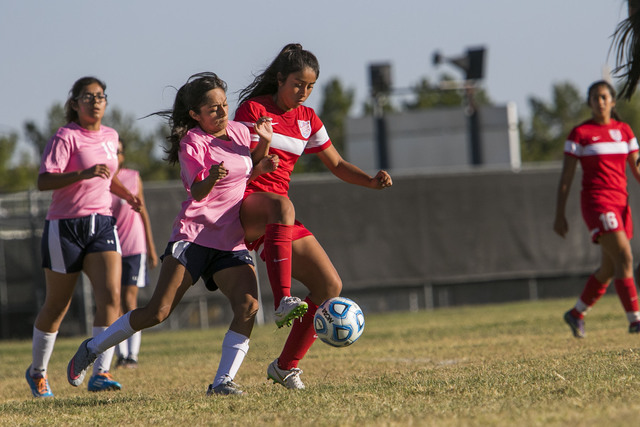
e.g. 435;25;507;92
212;330;250;387
128;331;141;361
263;224;293;309
31;327;58;375
572;275;609;318
88;311;136;356
278;297;318;370
116;340;128;359
92;327;115;375
614;277;640;323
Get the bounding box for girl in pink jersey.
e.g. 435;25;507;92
235;43;392;389
27;76;141;397
111;139;159;369
555;80;640;338
68;72;276;396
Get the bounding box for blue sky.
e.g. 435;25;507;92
0;0;628;160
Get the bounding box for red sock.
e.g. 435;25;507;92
579;275;609;307
614;277;639;313
278;297;318;370
263;224;293;309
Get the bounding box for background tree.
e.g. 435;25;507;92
0;132;38;192
103;110;179;181
614;90;640;134
520;82;589;162
403;74;491;110
23;104;65;157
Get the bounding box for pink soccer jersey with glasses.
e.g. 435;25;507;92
39;122;119;220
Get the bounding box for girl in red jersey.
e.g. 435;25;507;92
554;80;640;338
235;43;392;389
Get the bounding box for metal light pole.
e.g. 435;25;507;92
466;86;482;165
369;63;392;170
433;47;486;166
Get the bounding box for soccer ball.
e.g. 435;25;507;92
314;297;365;347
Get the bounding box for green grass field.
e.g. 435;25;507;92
2;295;640;426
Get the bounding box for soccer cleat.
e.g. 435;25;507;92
267;358;305;390
67;338;97;387
629;322;640;333
274;296;308;328
25;365;54;398
564;310;585;338
114;356;128;369
124;357;138;369
115;356;138;369
87;372;122;392
206;378;245;396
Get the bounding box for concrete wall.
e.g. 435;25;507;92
1;164;626;338
345;104;521;172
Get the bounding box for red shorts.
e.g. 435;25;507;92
245;220;313;261
581;203;632;243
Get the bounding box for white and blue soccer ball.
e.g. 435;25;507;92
314;297;365;347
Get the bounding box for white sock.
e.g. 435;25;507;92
31;327;58;375
575;299;590;314
128;331;141;361
626;311;640;323
92;327;115;374
212;330;250;387
88;311;136;354
116;341;128;359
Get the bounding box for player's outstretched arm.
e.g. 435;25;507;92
553;155;577;238
316;145;392;190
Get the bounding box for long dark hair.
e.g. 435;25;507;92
611;0;640;99
64;76;107;123
587;80;622;121
238;43;320;106
152;72;227;165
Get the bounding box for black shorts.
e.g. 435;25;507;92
121;253;148;287
41;214;120;273
161;241;254;291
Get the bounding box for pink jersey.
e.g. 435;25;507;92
169;121;252;251
234;95;332;197
111;168;146;256
39;122;119;220
565;119;639;207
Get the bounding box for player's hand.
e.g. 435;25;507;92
148;250;159;269
257;154;279;175
127;194;142;212
254;116;273;142
82;164;111;180
209;161;228;183
372;170;392;189
553;215;568;238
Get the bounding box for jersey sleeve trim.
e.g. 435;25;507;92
564;140;581;157
305;139;332;154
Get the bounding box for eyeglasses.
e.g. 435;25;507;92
76;93;108;104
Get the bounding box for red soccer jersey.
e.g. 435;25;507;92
565;119;638;206
234;95;332;196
